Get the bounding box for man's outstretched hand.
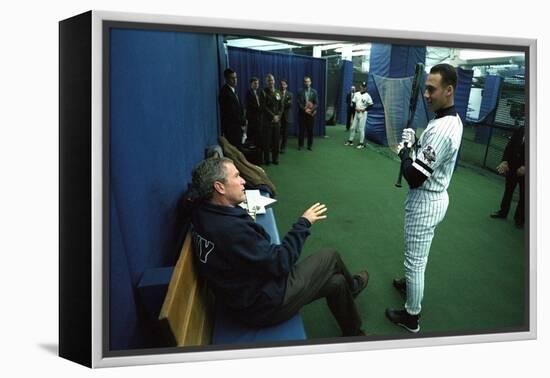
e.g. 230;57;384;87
302;203;327;224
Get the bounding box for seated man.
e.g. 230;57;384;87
188;157;369;337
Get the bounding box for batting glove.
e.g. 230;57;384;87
401;128;416;147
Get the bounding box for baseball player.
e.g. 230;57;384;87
386;63;463;332
344;82;373;149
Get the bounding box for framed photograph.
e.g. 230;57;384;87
59;10;536;368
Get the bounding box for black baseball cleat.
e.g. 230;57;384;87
351;270;369;298
393;277;406;298
490;211;507;219
385;308;420;333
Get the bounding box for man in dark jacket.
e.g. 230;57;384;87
219;68;246;149
297;76;318;151
260;74;283;165
245;77;262;147
345;85;356;131
490;125;525;228
279;79;293;154
189;157;369;336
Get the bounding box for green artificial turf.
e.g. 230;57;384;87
263;125;526;339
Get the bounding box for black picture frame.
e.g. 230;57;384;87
59;10;537;368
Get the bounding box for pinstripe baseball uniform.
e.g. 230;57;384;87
401;105;463;315
348;90;373;145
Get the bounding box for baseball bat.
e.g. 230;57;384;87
395;63;425;188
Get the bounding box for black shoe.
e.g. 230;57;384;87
307;147;312;151
490;211;507;219
280;149;285;154
385;308;420;333
264;161;271;166
392;277;406;298
351;270;369;299
298;146;302;151
272;161;279;165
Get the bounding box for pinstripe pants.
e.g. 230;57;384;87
403;189;449;315
348;111;367;144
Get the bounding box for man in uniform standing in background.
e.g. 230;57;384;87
279;79;293;154
260;74;283;165
344;82;373;149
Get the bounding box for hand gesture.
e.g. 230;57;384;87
302;203;327;225
496;161;509;175
401;128;415;147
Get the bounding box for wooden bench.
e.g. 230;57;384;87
158;230;214;346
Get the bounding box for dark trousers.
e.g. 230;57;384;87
346;109;355;130
261;249;363;337
298;112;314;148
500;171;525;224
280;120;291;152
263;122;280;163
247;119;260;147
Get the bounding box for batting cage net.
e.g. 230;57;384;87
372;74;430;153
460;82;525;172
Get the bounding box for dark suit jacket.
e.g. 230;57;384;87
346;91;356;117
502;125;525;170
281;90;293;124
297;87;318;115
219;84;245;136
346;91;356;109
245;89;261;124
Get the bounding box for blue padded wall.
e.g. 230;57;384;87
366;44;426;145
336;60;354;125
455;67;474;123
478;75;503;123
109;28;220;350
228;46;327;137
473;75;503;144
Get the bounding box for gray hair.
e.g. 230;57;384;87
191;157;233;201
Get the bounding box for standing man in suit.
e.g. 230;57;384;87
297;76;318;151
219;68;246;149
245;77;262;148
260;73;283;165
345;85;356;131
490;125;525;228
279;79;293;154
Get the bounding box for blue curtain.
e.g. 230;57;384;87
473;75;503;143
227;46;327;137
455;67;474;123
478;75;503;124
109;28;221;350
336;60;353;125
